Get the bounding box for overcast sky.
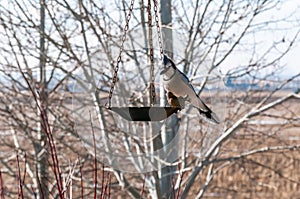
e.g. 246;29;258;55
263;0;300;77
225;0;300;78
1;0;299;79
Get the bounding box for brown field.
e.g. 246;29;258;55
192;91;300;198
0;90;299;198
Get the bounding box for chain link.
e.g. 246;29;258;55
106;0;161;108
106;0;135;108
148;0;156;106
153;0;164;59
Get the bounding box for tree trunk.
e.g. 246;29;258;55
35;0;49;197
159;1;178;198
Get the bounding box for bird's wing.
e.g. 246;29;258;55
177;69;197;93
176;70;213;111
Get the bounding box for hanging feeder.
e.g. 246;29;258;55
108;107;181;121
104;0;181;121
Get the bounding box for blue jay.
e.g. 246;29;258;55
160;54;220;124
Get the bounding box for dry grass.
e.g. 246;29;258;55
0;90;299;198
185;92;300;198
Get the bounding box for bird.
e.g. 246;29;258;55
160;54;220;124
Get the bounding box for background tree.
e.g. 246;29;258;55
0;0;299;198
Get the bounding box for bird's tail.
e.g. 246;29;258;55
196;97;220;124
198;108;220;124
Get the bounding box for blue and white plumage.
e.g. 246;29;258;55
161;54;220;124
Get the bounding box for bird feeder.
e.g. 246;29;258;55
104;0;181;121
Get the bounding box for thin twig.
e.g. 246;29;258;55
16;151;24;199
90;111;97;199
0;170;4;199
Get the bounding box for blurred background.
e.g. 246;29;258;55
0;0;299;198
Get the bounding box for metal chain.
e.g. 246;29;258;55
148;0;156;106
153;0;164;59
106;0;135;108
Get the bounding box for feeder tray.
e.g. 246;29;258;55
109;106;181;121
